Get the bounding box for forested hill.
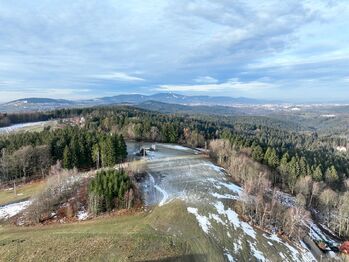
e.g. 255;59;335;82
1;105;349;238
1;105;348;186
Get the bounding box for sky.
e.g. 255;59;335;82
0;0;349;103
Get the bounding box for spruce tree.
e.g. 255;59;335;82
63;145;72;169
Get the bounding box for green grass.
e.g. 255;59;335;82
0;181;44;206
0;201;224;262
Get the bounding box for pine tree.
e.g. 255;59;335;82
299;157;308;176
267;148;279;168
78;135;87;167
264;147;272;164
92;143;100;169
63;145;72;169
278;152;289;180
118;135;128;162
70;136;79;168
325;165;339;186
312;165;323;182
287;157;300;194
252;145;264;162
100;136;116;167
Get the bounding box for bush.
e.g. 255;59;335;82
88;169;133;215
23;163;82;224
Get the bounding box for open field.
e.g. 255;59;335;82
0;201;220;262
0;181;44;206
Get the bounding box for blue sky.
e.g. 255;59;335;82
0;0;349;103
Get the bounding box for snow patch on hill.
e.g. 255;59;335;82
0;201;31;220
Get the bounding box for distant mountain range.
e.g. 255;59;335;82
1;93;348;119
9;98;75;105
90;93;270;106
1;93;275;113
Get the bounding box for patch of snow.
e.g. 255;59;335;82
160;144;194;152
306;222;338;246
0;200;31;220
240;220;256;239
250;242;267;261
299;241;317;262
206;178;222;189
214;201;256;239
284;242;302;261
224;249;236;262
0;121;47;134
187;207;212;234
283;242;315;262
264;233;283;244
234;240;242;252
214;201;226;215
148;173;169;206
209;213;226;226
155;184;169;206
217;181;242;194
321;114;336;118
77;210;89;221
204;163;226;174
264;231;316;261
279;252;286;259
210;192;238;200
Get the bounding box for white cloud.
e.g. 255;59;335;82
0;0;348;101
92;72;145;82
194;76;218;84
157;79;274;92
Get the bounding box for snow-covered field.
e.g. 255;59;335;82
132;142;317;261
0;121;47;134
0;201;31;220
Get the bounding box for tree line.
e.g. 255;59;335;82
0;126;127;183
1;105;348;188
0;108;89;128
